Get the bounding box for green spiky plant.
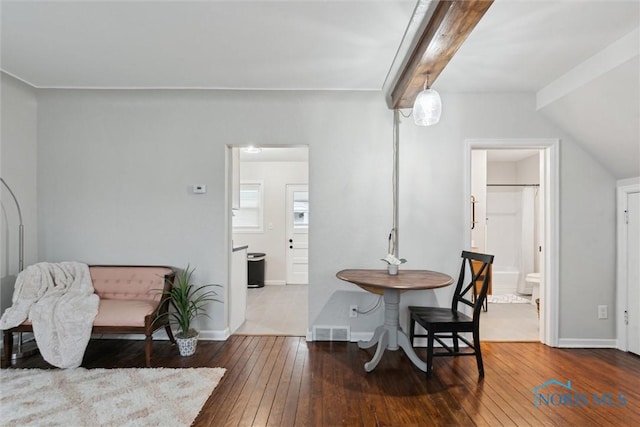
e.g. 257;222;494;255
157;265;221;339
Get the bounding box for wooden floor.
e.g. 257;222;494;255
5;336;640;426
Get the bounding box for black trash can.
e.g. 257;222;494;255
247;252;266;288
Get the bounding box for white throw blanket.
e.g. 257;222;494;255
0;262;99;368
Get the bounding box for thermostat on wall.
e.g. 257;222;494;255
192;184;207;194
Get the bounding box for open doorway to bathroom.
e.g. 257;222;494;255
467;140;559;345
230;146;309;336
472;149;541;341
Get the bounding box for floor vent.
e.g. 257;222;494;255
313;326;350;342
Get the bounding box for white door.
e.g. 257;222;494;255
286;184;308;285
627;191;640;355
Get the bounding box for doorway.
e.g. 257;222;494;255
230;146;309;336
465;139;559;346
472;148;541;341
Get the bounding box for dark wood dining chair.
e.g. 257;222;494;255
471;259;492;312
408;251;494;377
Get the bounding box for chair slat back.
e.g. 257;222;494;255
451;251;494;320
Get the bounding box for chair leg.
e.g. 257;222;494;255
473;329;484;377
426;331;434;377
2;331;13;368
452;332;460;352
145;334;153;367
409;315;416;345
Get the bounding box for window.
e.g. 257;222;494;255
292;191;309;228
233;182;264;232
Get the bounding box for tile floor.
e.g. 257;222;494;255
480;297;540;341
234;285;539;341
234;284;308;336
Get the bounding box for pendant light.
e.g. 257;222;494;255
413;74;442;126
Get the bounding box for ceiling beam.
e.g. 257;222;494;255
389;0;493;109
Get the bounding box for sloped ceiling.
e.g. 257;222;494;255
1;0;638;178
539;56;639;179
434;0;639;92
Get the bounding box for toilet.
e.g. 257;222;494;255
525;272;541;306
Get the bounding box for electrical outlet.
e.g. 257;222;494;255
598;305;608;319
349;305;358;318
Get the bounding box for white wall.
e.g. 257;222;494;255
517;155;540;185
487;161;517;184
233;160;308;284
35;90;393;336
31;90;617;342
395;93;616;340
0;74;38;315
560;139;617;340
485;189;521;271
485;155;540;273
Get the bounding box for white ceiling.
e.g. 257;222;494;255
2;0;637;93
0;0;416;90
1;0;639;177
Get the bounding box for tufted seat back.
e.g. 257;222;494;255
90;266;173;302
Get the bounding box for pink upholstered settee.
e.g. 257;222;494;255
2;265;176;368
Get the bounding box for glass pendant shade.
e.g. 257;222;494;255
413;88;442;126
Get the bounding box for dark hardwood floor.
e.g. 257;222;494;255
4;336;640;426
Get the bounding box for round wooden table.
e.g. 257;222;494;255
336;269;454;372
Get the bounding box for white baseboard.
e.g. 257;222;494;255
557;338;617;348
265;280;286;286
348;331;374;343
93;333;169;341
305;331;374;342
307;331;462;347
198;329;230;341
94;329;230;342
93;333;617;349
410;337;466;348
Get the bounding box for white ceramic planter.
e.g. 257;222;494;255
176;332;199;356
387;264;398;275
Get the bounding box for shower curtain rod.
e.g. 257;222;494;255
487;184;540;187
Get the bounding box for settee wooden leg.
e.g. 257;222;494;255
145;334;152;367
2;330;14;368
165;325;176;344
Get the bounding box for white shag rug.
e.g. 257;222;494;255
487;294;531;304
0;367;226;427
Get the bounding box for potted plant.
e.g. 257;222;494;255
381;230;406;275
156;265;221;356
381;254;407;275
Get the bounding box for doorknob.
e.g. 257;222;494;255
290;246;293;249
289;239;293;243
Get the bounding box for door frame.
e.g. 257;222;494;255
464;139;560;347
226;144;310;336
616;177;640;351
